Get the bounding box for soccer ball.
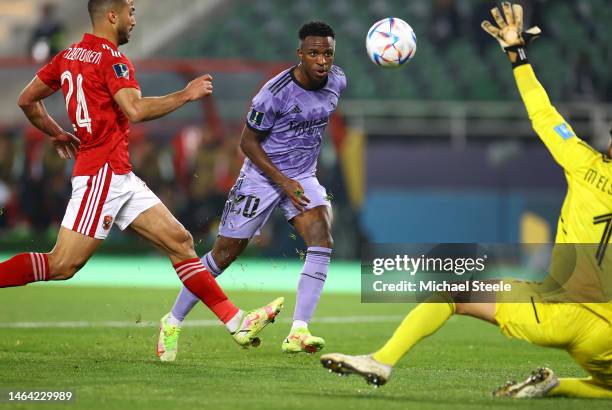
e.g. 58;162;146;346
366;17;417;68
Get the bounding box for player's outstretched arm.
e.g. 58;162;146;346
481;1;597;170
240;126;310;211
18;76;80;160
113;74;214;123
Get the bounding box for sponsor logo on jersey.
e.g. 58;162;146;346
290;104;302;114
249;108;265;127
102;215;113;230
113;63;129;79
553;123;575;140
289;117;328;136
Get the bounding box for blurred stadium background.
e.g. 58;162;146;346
0;0;611;271
1;2;612;408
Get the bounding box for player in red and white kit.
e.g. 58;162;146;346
0;0;283;349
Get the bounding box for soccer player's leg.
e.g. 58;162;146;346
0;227;101;287
158;286;199;361
493;302;612;398
321;295;458;384
158;236;249;361
284;205;331;353
549;305;612;398
489;302;566;398
281;177;333;353
321;295;498;385
126;174;283;348
322;282;503;386
1;168;112;288
549;378;612;399
374;297;468;366
46;227;102;280
129;203;282;347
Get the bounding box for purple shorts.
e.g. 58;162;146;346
218;173;330;239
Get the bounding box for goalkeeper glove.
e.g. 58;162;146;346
481;1;541;67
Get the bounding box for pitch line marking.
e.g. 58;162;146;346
0;315;407;329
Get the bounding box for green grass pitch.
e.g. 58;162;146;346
0;285;609;409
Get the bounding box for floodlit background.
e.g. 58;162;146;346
1;2;612;409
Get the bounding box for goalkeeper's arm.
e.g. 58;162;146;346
481;1;597;171
512;60;587;170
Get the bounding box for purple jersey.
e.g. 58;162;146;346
241;65;347;180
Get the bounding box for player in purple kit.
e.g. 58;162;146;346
157;21;347;360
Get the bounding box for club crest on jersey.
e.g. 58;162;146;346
113;63;129;79
249;108;265;126
102;215;113;230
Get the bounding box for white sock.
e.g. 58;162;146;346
167;313;182;327
291;320;308;332
225;310;244;333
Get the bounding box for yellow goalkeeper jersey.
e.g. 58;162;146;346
514;64;612;317
515;64;612;256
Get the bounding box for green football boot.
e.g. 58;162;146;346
157;313;182;362
232;297;284;347
281;327;325;354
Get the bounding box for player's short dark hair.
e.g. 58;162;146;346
87;0;125;22
298;21;335;41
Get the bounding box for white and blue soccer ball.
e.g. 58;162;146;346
366;17;417;68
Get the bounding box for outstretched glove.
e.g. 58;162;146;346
481;1;541;67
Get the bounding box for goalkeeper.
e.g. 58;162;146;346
321;2;612;399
